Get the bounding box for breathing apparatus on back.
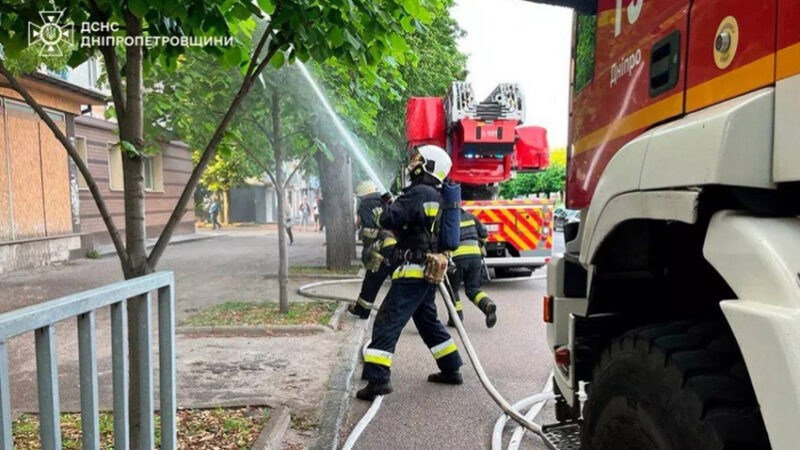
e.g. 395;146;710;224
406;145;462;282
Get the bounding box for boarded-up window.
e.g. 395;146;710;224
75;136;88;190
143;153;164;192
108;144;123;191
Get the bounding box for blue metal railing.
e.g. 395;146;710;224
0;271;176;450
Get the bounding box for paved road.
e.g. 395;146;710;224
340;233;566;450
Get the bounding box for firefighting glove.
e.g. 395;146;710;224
381;192;393;205
364;242;385;272
372;206;384;226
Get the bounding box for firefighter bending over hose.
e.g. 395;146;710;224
357;145;464;401
446;208;497;328
349;180;396;319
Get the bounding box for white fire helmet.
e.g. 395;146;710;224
409;144;452;183
356;180;378;197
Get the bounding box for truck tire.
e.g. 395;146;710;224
581;320;770;450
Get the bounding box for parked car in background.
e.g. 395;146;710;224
554;208;579;231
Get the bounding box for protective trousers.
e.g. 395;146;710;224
352;263;393;317
362;278;463;384
447;256;493;314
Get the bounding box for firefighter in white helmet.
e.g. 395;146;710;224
357;144;464;401
349;180;396;319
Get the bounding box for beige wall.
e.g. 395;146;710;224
75;116;195;246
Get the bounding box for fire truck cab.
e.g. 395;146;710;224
536;0;800;448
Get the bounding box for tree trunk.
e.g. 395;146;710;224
116;12;152;449
319;143;355;270
222;190;230;224
272;92;290;314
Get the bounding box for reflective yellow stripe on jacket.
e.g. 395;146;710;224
423;202;440;217
452;239;481;258
392;263;425;280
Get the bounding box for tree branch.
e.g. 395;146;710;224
237;144;276;186
147;45;280;267
0;62;130;271
89;0;127;120
241;112;275;146
245;21;274;80
283;153;311;189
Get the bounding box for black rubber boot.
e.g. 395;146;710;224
479;299;497;329
347;303;370;320
356;382;393;401
446;311;464;328
427;370;463;385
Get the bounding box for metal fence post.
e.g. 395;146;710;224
129;293;154;450
35;325;61;450
111;300;130;450
0;343;12;450
158;283;177;450
77;311;100;450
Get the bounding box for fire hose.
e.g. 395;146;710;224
297;276;557;449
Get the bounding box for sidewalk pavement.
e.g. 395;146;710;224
0;228;364;449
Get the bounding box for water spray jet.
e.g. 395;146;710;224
296;61;388;193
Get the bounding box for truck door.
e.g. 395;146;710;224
567;0;690;208
684;0;778;113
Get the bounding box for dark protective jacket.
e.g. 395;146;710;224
357;192;384;230
452;209;489;260
458;209;488;242
379;183;441;260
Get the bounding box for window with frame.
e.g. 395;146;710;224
108;144;123;191
75;136;89;190
573;10;597;93
143;153;164;192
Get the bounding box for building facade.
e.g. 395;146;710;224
0;74;105;273
0;67;196;273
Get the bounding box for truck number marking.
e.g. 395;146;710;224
615;0;644;37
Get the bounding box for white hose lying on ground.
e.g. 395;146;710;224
437;280;557;438
341;394;384;450
505;375;554;450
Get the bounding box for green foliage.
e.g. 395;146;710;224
574;11;597;93
314;0;467;181
500;165;566;199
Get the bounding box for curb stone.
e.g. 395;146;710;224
311;312;371;450
328;302;348;330
265;273;361;280
97;233;218;258
251;406;291;450
176;324;331;337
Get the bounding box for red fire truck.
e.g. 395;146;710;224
532;0;800;448
405;82;553;277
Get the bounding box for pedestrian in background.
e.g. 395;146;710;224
299;196;312;231
209;196;222;230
